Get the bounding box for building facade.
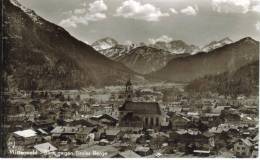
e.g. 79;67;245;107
119;80;162;128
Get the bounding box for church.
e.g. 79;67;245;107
118;80;162;129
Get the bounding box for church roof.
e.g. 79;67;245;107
119;101;161;115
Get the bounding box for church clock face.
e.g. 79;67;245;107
126;86;132;92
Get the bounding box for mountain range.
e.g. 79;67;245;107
149;40;200;54
148;37;259;82
201;37;233;52
92;36;237;74
4;0;259;91
4;0;138;90
115;46;177;74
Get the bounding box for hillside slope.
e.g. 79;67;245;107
149;37;259;83
185;60;259;97
4;0;136;90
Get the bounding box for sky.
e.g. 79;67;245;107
17;0;260;46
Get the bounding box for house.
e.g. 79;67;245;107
220;110;241;124
201;113;222;126
181;107;190;113
119;101;162;128
13;129;41;146
212;106;231;114
75;127;95;143
169;129;213;151
233;138;253;157
150;132;169;148
240;105;258;114
50;126;80;142
66;119;97;127
33;119;55;132
36;128;48;136
34;142;57;155
51;126;80;135
90;114;118;126
101;128;122;141
170;113;190;129
124;134;142;143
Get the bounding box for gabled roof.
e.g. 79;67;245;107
51;126;79;134
119;101;161;114
77;127;95;135
34;142;57;154
14;129;37;138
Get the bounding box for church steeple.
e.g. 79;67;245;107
125;79;133;101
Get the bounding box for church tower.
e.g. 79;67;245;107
125;79;133;101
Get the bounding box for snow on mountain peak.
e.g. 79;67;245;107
202;37;233;52
92;37;118;51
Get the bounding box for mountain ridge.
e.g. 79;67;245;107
147;37;259;83
5;0;137;90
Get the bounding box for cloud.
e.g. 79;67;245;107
59;18;77;28
115;0;169;21
74;8;87;14
85;13;107;21
148;35;173;44
211;0;251;13
59;0;108;28
169;8;178;14
89;0;108;13
256;21;260;31
60;16;88;28
252;3;260;13
180;6;198;16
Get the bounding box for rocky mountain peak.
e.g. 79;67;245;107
202;37;233;52
92;37;118;51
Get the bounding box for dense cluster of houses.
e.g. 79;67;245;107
6;80;259;158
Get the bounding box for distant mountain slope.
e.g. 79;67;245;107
92;37;118;51
4;0;136;90
92;38;141;60
115;46;178;74
95;44;137;60
150;40;199;54
92;38;194;74
202;37;233;52
116;46;192;74
185;60;259;97
148;37;259;83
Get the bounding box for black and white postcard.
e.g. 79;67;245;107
0;0;259;158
